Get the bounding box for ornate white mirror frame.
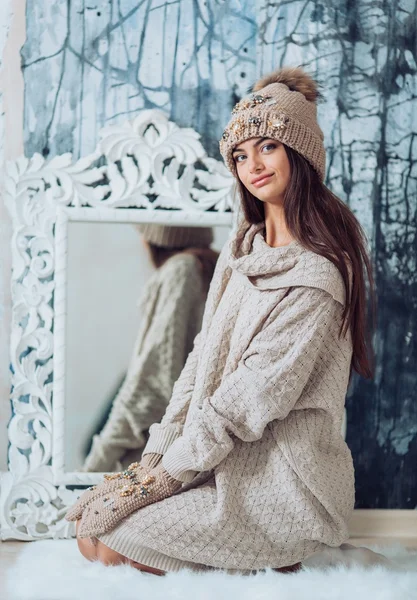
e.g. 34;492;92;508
0;109;236;541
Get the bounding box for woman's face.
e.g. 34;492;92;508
232;137;291;206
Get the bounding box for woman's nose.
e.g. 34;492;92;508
248;156;263;173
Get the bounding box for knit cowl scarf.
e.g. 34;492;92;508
227;217;346;305
228;218;305;287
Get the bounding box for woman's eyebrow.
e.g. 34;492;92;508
232;137;271;154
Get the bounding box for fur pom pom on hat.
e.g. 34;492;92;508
252;65;324;101
219;65;326;181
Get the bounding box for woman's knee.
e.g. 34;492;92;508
96;540;127;566
95;541;166;574
75;520;165;574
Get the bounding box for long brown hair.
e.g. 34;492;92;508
236;145;376;382
145;243;219;297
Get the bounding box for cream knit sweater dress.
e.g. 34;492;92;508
97;217;355;573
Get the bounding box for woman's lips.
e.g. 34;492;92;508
251;174;273;188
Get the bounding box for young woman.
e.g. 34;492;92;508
66;66;387;575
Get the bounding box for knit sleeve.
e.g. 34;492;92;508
143;240;232;458
141;329;203;457
161;286;345;481
82;256;204;472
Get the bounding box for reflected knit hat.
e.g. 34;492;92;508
219;66;326;181
136;223;213;248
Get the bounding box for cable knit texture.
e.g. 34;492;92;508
82;253;206;473
97;217;355;571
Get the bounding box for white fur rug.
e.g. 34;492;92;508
5;539;417;600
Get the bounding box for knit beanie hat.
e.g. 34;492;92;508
136;223;213;248
219;66;326;181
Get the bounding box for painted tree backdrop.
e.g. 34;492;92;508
21;0;416;508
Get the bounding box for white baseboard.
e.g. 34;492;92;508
349;510;417;538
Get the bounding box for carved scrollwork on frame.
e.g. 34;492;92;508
0;109;235;541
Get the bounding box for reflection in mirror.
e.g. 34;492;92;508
65;221;229;473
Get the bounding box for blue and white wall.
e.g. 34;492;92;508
1;0;416;507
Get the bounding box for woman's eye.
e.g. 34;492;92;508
262;143;276;152
234;154;245;163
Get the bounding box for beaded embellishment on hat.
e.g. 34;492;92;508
229;116;245;136
268;113;290;131
220;86;292;145
231;93;272;113
221;108;290;145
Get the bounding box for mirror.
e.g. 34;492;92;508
64;222;231;473
2;109;236;541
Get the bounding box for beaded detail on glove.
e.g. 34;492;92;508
65;461;153;522
76;462;182;539
119;474;156;497
87;469;157;517
104;462;141;480
102;464;156;499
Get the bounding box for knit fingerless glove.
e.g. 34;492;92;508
74;462;182;539
65;453;162;522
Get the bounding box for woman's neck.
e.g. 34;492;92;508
263;210;294;248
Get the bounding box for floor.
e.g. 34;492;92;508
1;536;417;591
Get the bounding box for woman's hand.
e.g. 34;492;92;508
74;462;182;539
65;453;162;522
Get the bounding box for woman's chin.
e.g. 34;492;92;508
252;189;283;204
